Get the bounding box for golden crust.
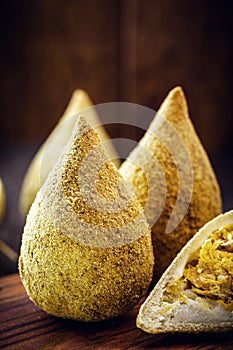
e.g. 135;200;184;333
120;86;222;281
19;228;153;321
62;128;141;229
19;89;120;217
137;211;233;333
19;116;154;321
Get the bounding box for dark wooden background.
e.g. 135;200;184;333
0;0;233;275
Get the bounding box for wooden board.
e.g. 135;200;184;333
0;273;233;350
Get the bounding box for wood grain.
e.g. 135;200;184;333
0;273;233;350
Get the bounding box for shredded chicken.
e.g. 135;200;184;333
183;224;233;311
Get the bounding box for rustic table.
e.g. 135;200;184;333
0;273;233;350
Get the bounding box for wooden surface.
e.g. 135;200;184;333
0;273;233;350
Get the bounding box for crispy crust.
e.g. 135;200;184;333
120;86;222;281
137;210;233;333
19;89;120;217
19;116;154;322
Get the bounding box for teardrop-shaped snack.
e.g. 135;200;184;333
0;178;5;222
19;89;119;217
19;116;154;321
137;210;233;333
120;86;222;280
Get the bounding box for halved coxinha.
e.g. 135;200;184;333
137;210;233;333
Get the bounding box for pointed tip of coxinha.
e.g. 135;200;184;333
162;85;186;107
120;85;222;281
19;89;120;218
19;115;154;322
152;85;188;128
59;89;94;124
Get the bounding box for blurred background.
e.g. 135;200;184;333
0;0;233;275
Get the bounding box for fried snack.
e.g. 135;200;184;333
120;86;222;281
19;116;154;322
19;89;119;217
137;210;233;333
0;178;5;222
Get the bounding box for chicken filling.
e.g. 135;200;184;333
165;224;233;311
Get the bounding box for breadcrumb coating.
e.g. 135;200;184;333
120;86;222;281
19;116;154;321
